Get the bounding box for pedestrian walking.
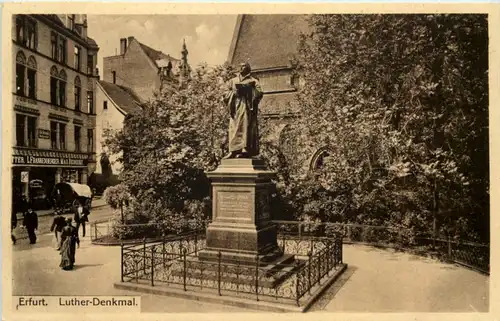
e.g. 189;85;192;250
11;208;18;245
59;218;80;270
23;207;38;244
74;203;88;237
50;210;67;249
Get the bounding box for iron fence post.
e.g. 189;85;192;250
255;255;259;301
308;251;312;294
282;232;286;254
162;235;166;268
295;261;301;307
195;233;198;256
299;222;302;240
120;242;124;282
217;251;222;296
183;248;187;291
94;223;97;241
326;242;330;274
318;249;321;284
143;237;146;275
339;237;343;264
151;247;155;286
448;236;452;259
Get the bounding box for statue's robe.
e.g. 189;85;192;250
223;73;264;156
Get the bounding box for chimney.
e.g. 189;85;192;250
120;38;127;55
127;36;135;45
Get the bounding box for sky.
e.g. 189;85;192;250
87;15;238;75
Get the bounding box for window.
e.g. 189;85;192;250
51;32;57;59
87;54;93;75
87;128;94;152
74;84;81;111
87;91;94;114
50;121;58;149
15;114;36;147
16;16;37;50
50;77;58;105
27;116;36;147
58;37;67;63
25;18;37;50
16;114;26;147
112;71;116;84
74;46;81;71
27;68;36;99
68;14;75;30
103;101;108;110
59;123;66;150
16;16;25;44
58;80;66;107
74;125;81;152
16;64;26;96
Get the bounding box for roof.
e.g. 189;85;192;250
138;41;179;67
86;36;98;47
228;15;310;70
38;14;65;26
98;81;143;115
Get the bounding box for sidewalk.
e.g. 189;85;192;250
15;197;107;219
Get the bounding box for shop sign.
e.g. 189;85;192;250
38;129;51;139
12;155;86;166
20;171;29;183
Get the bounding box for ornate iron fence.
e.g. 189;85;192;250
414;237;489;274
120;232;343;306
89;218;114;242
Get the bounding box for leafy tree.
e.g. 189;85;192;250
104;64;235;232
283;14;488;242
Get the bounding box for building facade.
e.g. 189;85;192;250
12;14;99;206
102;36;180;102
94;38;188;184
95;80;142;177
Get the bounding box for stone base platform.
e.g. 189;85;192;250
115;263;348;312
172;254;299;289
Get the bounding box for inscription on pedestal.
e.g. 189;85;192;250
217;191;253;218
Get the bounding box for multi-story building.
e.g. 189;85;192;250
11;14;99;206
102;36;180;102
94;37;188;184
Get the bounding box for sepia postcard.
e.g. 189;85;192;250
2;2;499;321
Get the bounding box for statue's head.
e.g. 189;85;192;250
239;62;251;76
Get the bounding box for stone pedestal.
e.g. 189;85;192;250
198;158;282;265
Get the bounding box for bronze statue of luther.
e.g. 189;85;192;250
222;62;264;159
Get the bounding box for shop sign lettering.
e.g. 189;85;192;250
38;129;51;139
12;155;85;166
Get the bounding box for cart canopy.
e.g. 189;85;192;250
66;183;92;198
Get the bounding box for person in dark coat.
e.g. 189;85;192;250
23;207;38;244
19;195;28;217
59;218;80;270
74;203;89;237
50;210;67;249
11;208;18;245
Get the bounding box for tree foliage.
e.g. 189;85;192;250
104;64;235;231
282;14;488;242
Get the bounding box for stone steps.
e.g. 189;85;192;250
171;255;303;289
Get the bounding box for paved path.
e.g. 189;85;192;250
12;237;489;313
316;244;489;312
